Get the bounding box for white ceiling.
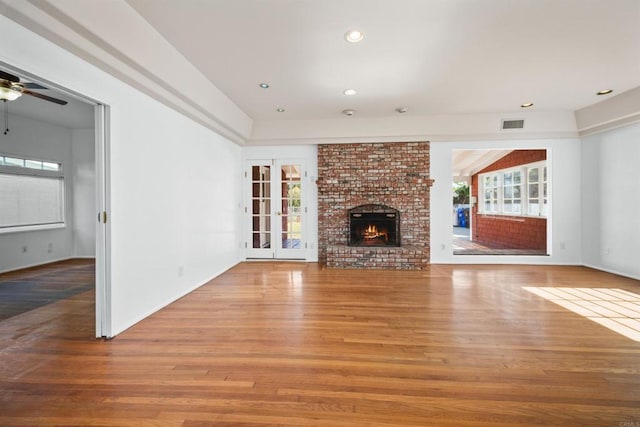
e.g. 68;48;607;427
452;149;513;181
126;0;640;122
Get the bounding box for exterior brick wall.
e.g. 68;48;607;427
471;149;547;250
317;142;433;269
472;215;547;249
476;150;546;175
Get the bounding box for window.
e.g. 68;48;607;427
502;171;521;214
479;161;547;217
526;165;548;216
483;174;499;213
0;154;64;231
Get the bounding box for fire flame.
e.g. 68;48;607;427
363;224;387;242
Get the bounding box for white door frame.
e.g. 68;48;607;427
94;104;111;338
245;159;307;260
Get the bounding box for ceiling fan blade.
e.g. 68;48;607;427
23;82;48;90
22;89;68;105
0;70;21;82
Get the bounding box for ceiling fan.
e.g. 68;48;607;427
0;69;68;105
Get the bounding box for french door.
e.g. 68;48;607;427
245;159;306;259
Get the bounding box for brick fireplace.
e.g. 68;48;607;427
317;141;433;269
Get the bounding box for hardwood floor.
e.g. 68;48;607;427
1;262;640;426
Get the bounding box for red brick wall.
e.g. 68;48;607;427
471;150;547;250
476;150;546;175
318;142;433;269
472;215;547;249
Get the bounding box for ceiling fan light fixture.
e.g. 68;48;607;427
0;81;23;101
344;29;364;43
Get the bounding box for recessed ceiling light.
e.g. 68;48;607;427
344;29;364;43
259;83;269;89
597;89;613;95
521;102;534;108
342;109;355;116
396;107;408;114
276;108;285;112
343;89;357;96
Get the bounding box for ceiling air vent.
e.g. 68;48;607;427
501;119;525;130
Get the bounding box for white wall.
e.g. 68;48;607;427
0;114;75;272
71;128;95;257
112;102;243;334
243;145;318;261
581;123;640;279
1;16;243;335
430;138;583;265
250;112;578;145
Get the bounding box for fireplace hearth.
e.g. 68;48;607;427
349;204;400;247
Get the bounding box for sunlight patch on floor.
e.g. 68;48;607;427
524;287;640;342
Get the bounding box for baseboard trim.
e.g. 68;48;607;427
582;263;640;281
0;256;81;275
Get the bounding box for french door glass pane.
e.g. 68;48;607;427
252;232;271;248
251;165;271;249
280;164;302;250
282;214;301;248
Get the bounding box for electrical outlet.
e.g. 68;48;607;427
21;245;28;253
48;242;53;253
441;243;446;250
560;242;566;250
178;266;184;277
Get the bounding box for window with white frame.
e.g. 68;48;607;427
479;160;547;217
0;154;65;231
502;170;522;214
527;165;548;216
483;174;499;213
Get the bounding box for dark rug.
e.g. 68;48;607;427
0;265;94;321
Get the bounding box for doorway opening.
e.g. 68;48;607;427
245;159;306;260
452;149;549;256
0;63;110;337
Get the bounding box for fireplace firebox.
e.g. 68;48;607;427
349;204;400;247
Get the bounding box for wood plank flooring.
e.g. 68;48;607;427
1;261;640;426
